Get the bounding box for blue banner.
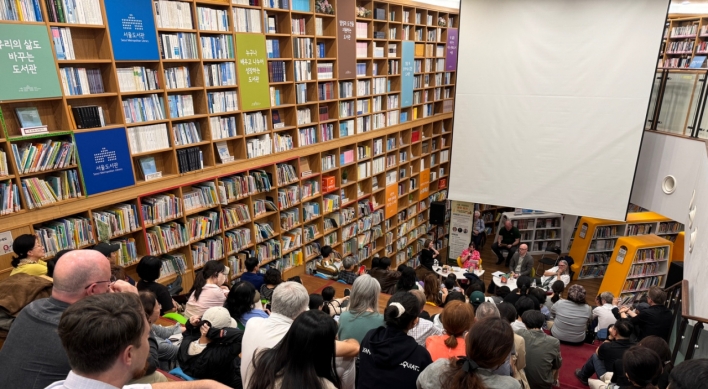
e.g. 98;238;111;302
401;41;414;108
105;0;159;60
75;128;135;196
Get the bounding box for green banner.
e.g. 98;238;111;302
0;24;62;101
236;34;271;111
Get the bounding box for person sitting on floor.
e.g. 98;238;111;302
393;266;421;293
605;335;672;389
619;346;662;389
408;289;443;346
137;255;177;315
503;276;533;306
369;257;402;294
512;296;536;332
423;273;447;307
480;302;527;384
309;293;325;311
225;281;268;328
545;280;566;312
321;286;349;317
668;359;708;389
139;291;181;372
619;286;673;341
337;275;384;344
240;256;264;290
550;284;592;343
517;310;562;389
337;256;359;284
184;261;230;318
9;234;47;277
425;300;474;361
575;319;635;386
593;291;618;339
492;286;511;304
179;307;244;388
259;268;283;304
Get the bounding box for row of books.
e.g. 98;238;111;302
45;0;102;24
164;66;191;90
160;253;188;278
208;91;238;114
234;8;261;33
12;140;75;174
50;27;74;60
277;185;299;210
183;183;218;211
274;132;293;153
196;6;229;31
246;134;272;158
174;122;203;146
244;111;268;135
187;211;220;241
142;193;183;226
117;66;160;93
177;147;204;174
317;63;333;80
268;61;287;83
0;180;20;215
154;0;194;29
59;67;105;96
123;95;166;124
93;203;140;240
71;105;105;129
222;203;250;228
146;222;188;255
622;276;663;293
127;124;170;154
21;169;82;209
192;237;224;267
160;33;198;60
167;94;195;118
204;62;236;87
634;247;668;262
35;216;94;257
225;228;251;253
201;35;234;60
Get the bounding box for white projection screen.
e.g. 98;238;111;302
449;0;669;221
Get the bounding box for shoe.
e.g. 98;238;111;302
575;369;588;386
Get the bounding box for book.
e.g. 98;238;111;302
216;141;232;162
690;55;707;69
139;157;158;177
15;107;43;128
272;109;282;127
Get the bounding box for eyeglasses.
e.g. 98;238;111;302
84;275;117;289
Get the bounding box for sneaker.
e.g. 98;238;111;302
575;369;589;386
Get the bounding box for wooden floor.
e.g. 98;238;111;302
458;244;602;306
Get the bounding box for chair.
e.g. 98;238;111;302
337;279;348;284
169;367;194;381
535;248;561;276
314;272;330;279
457;256;464;268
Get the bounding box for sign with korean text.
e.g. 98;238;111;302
449;200;474;260
419;168;430;200
336;0;356;80
385;183;397;219
105;0;160;60
75;128;135;196
0;24;62;101
445;28;458;71
401;41;415;107
236;34;271;111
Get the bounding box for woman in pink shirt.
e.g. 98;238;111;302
460;241;481;269
184;260;230;318
425;301;474;361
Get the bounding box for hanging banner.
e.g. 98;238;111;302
419;168;430;200
445;28;459;71
449;200;474;260
401;41;414;107
105;0;160;60
385;183;397;219
75;128;136;196
336;0;356;79
0;24;62;101
236;33;271;111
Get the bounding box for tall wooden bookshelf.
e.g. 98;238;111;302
598;235;673;306
497;211;563;254
0;0;459;289
658;16;708;69
568;212;683;280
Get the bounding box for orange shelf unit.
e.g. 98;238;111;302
569;217;627;280
598;235;673;306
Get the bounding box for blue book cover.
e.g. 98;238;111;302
292;0;309;11
74;128;135;195
105;0;160;60
690;55;706;68
401;41;415;107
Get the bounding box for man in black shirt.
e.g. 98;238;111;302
492;220;521;266
575;319;635;385
620;286;673;341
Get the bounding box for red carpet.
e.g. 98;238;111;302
556;340;598;389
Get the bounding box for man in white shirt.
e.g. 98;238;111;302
535;260;571;290
46;293;229;389
408;290;442;345
241;282;359;388
592;292;618;333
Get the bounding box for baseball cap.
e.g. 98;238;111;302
201;307;237;329
469;291;485;306
93;242;120;257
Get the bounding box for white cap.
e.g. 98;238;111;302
201;307;237;329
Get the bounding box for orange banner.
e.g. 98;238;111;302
385;183;397;219
419;168;430;200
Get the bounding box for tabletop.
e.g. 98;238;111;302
493;274;518;290
433;266;484;280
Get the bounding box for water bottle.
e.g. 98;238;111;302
532;279;537;288
434;259;439;269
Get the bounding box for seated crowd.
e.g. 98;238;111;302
0;237;704;389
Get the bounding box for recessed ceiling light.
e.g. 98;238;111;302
682;0;690;4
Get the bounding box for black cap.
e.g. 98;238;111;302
93;242;120;257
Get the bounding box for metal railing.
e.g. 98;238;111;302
645;68;708;140
664;280;707;365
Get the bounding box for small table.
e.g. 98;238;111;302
492;274;518;290
434;266;485;282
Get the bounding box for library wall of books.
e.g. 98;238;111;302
0;0;459;290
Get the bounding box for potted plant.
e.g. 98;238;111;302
316;0;334;15
341;170;348;184
438;17;447;27
356;6;371;18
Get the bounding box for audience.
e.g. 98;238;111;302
417;239;440;279
338;275;384;343
137;255;176;315
512;296;535;332
225;281;269;327
248;310;341;389
0;250;136;389
529;287;552;323
423;273;447;307
184;261;229;318
369;256;402;294
358;292;433;389
9;234;47;276
483;302;527;384
139;291;179;372
620;346;662;389
546;280;566;311
337;256;359;284
309;293;325;310
0;272;52;340
408;289;443;346
469;290;486;311
620;286;673;341
608;336;672;389
417;316;521;389
394;266;421;293
46;293;229;389
509;244;534;277
179;307;244;387
240;256;265;290
492;220;521;266
551;284;592;343
45;249;73;278
322;285;348;317
492;286;511;304
535;260;571;290
503;275;532;305
260;268;283;303
593;292;618;338
517;310;562;389
576;319;634;385
668;359;708;389
425;300;474;361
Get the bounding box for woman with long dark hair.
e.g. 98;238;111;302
416;239;439;279
621;346;662;389
417;316;520;389
358;292;433;389
394;266;420;293
10;234;47;276
225;281;268;328
184;260;229;318
424;273;447;307
248;309;341;389
137;255;176;315
502;275;532;305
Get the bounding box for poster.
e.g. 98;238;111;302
0;231;13;254
336;0;356;80
236;34;271;111
0;24;62;101
449;200;474;260
419;168;430;200
75;128;136;196
385;183;397;219
445;28;458;71
401;41;414;107
105;0;160;61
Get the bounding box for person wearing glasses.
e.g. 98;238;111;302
0;249;137;389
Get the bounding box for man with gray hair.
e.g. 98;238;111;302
472;210;485;247
592;291;617;335
475;301;500;320
241;281;360;388
0;249;138;389
337;256;359;284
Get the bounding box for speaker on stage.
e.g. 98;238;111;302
430;201;446;225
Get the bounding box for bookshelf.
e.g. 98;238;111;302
656;16;708;69
568;212;684;280
476;204;514;239
497;211;563;255
0;0;459;286
598;235;673;306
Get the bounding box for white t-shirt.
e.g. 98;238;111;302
593;303;618;332
240;313;294;388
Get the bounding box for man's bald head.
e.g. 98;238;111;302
52;250;111;304
519;244;528;251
